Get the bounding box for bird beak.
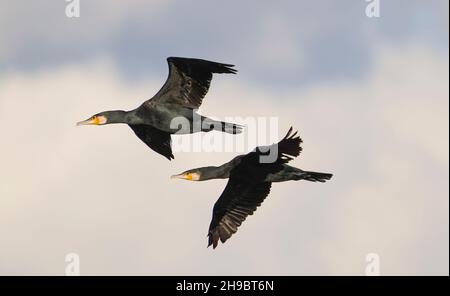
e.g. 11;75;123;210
76;118;95;126
76;115;106;126
171;173;197;181
171;173;186;180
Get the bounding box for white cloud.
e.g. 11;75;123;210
0;0;171;64
252;13;305;71
0;46;448;275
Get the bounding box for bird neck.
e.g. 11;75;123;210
104;110;130;124
198;166;230;181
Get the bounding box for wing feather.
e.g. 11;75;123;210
147;57;237;109
208;178;272;248
129;124;174;160
207;127;303;248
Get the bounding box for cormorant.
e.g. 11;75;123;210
171;128;333;249
77;57;242;160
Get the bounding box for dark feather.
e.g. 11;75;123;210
207;127;304;248
129;125;174;160
147;57;237;109
208;178;271;249
255;126;303;163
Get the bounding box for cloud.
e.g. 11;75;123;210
0;44;448;275
1;0;447;89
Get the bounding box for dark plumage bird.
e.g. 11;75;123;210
77;57;242;160
171;127;333;249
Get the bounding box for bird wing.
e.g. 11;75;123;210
146;57;237;109
129;124;174;160
256;126;303;163
208;177;272;249
207;127;303;248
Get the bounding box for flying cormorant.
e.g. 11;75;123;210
171;128;333;249
77;57;242;160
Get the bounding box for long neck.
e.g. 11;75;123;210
198;166;231;181
198;156;243;180
106;110;130;124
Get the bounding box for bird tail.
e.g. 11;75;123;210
295;170;333;182
217;121;244;134
201;118;244;134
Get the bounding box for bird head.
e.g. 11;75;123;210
171;169;201;181
77;112;108;126
76;110;127;126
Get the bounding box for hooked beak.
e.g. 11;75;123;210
76;115;106;126
171;173;186;180
76;118;96;126
171;172;198;181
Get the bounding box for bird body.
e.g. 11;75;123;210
77;57;242;160
172;128;333;249
134;103;194;133
177;157;330;183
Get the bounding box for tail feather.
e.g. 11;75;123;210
297;171;333;182
201;119;244;134
219;121;244;134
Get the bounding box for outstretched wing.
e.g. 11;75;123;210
147;57;237;109
129;124;174;160
208;177;272;249
207;127;303;248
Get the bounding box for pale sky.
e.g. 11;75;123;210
0;0;448;275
